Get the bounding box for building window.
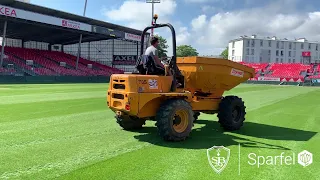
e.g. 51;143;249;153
293;42;296;50
301;43;304;49
232;42;235;48
247;40;250;47
251;40;255;47
316;44;318;51
276;50;279;56
281;50;284;56
293;59;295;63
276;42;279;48
309;44;311;50
289;59;291;63
280;58;283;63
260;56;262;62
251;49;254;55
268;40;271;47
288;51;291;57
246;49;249;55
281;42;284;49
276;58;279;63
289;42;292;49
260;40;263;47
268;50;271;55
232;50;235;56
293;51;296;57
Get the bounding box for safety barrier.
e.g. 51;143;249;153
0;76;110;84
246;79;320;86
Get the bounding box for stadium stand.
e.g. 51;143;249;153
265;63;310;78
1;43;317;79
241;62;315;79
1;46;124;76
0;1;149;80
239;62;268;73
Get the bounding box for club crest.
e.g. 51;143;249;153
207;146;230;174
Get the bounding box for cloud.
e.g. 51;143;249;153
166;26;191;56
184;0;211;3
184;0;223;3
176;27;191;45
201;5;223;13
191;15;206;31
102;0;182;56
102;0;177;30
101;0;320;56
186;0;320;55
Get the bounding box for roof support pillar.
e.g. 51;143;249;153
76;0;88;70
22;39;25;48
136;41;139;57
112;39;114;68
88;42;90;60
0;20;7;67
76;34;82;70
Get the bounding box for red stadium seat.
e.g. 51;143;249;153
1;46;123;76
239;62;311;79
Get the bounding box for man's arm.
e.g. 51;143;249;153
153;48;164;68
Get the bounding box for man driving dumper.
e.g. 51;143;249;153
144;36;166;75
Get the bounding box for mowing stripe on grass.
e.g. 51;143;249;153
0;142;151;180
0;91;107;105
0;110;107;134
1;84;319;180
0;98;107;123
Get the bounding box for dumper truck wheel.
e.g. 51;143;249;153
217;96;246;131
116;115;146;130
155;99;194;141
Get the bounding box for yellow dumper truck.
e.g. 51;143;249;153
107;15;255;141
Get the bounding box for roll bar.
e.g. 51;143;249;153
139;22;183;91
140;23;176;59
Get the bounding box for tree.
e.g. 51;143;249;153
154;35;168;58
220;47;228;59
176;45;199;57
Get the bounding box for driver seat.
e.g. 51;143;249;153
134;55;165;75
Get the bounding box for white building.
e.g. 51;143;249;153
228;35;320;64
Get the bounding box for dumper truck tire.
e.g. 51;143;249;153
217;96;246;131
155;99;194;141
116;115;146;130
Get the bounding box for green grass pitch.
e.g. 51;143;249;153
0;83;319;180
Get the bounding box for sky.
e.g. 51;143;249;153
29;0;320;56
